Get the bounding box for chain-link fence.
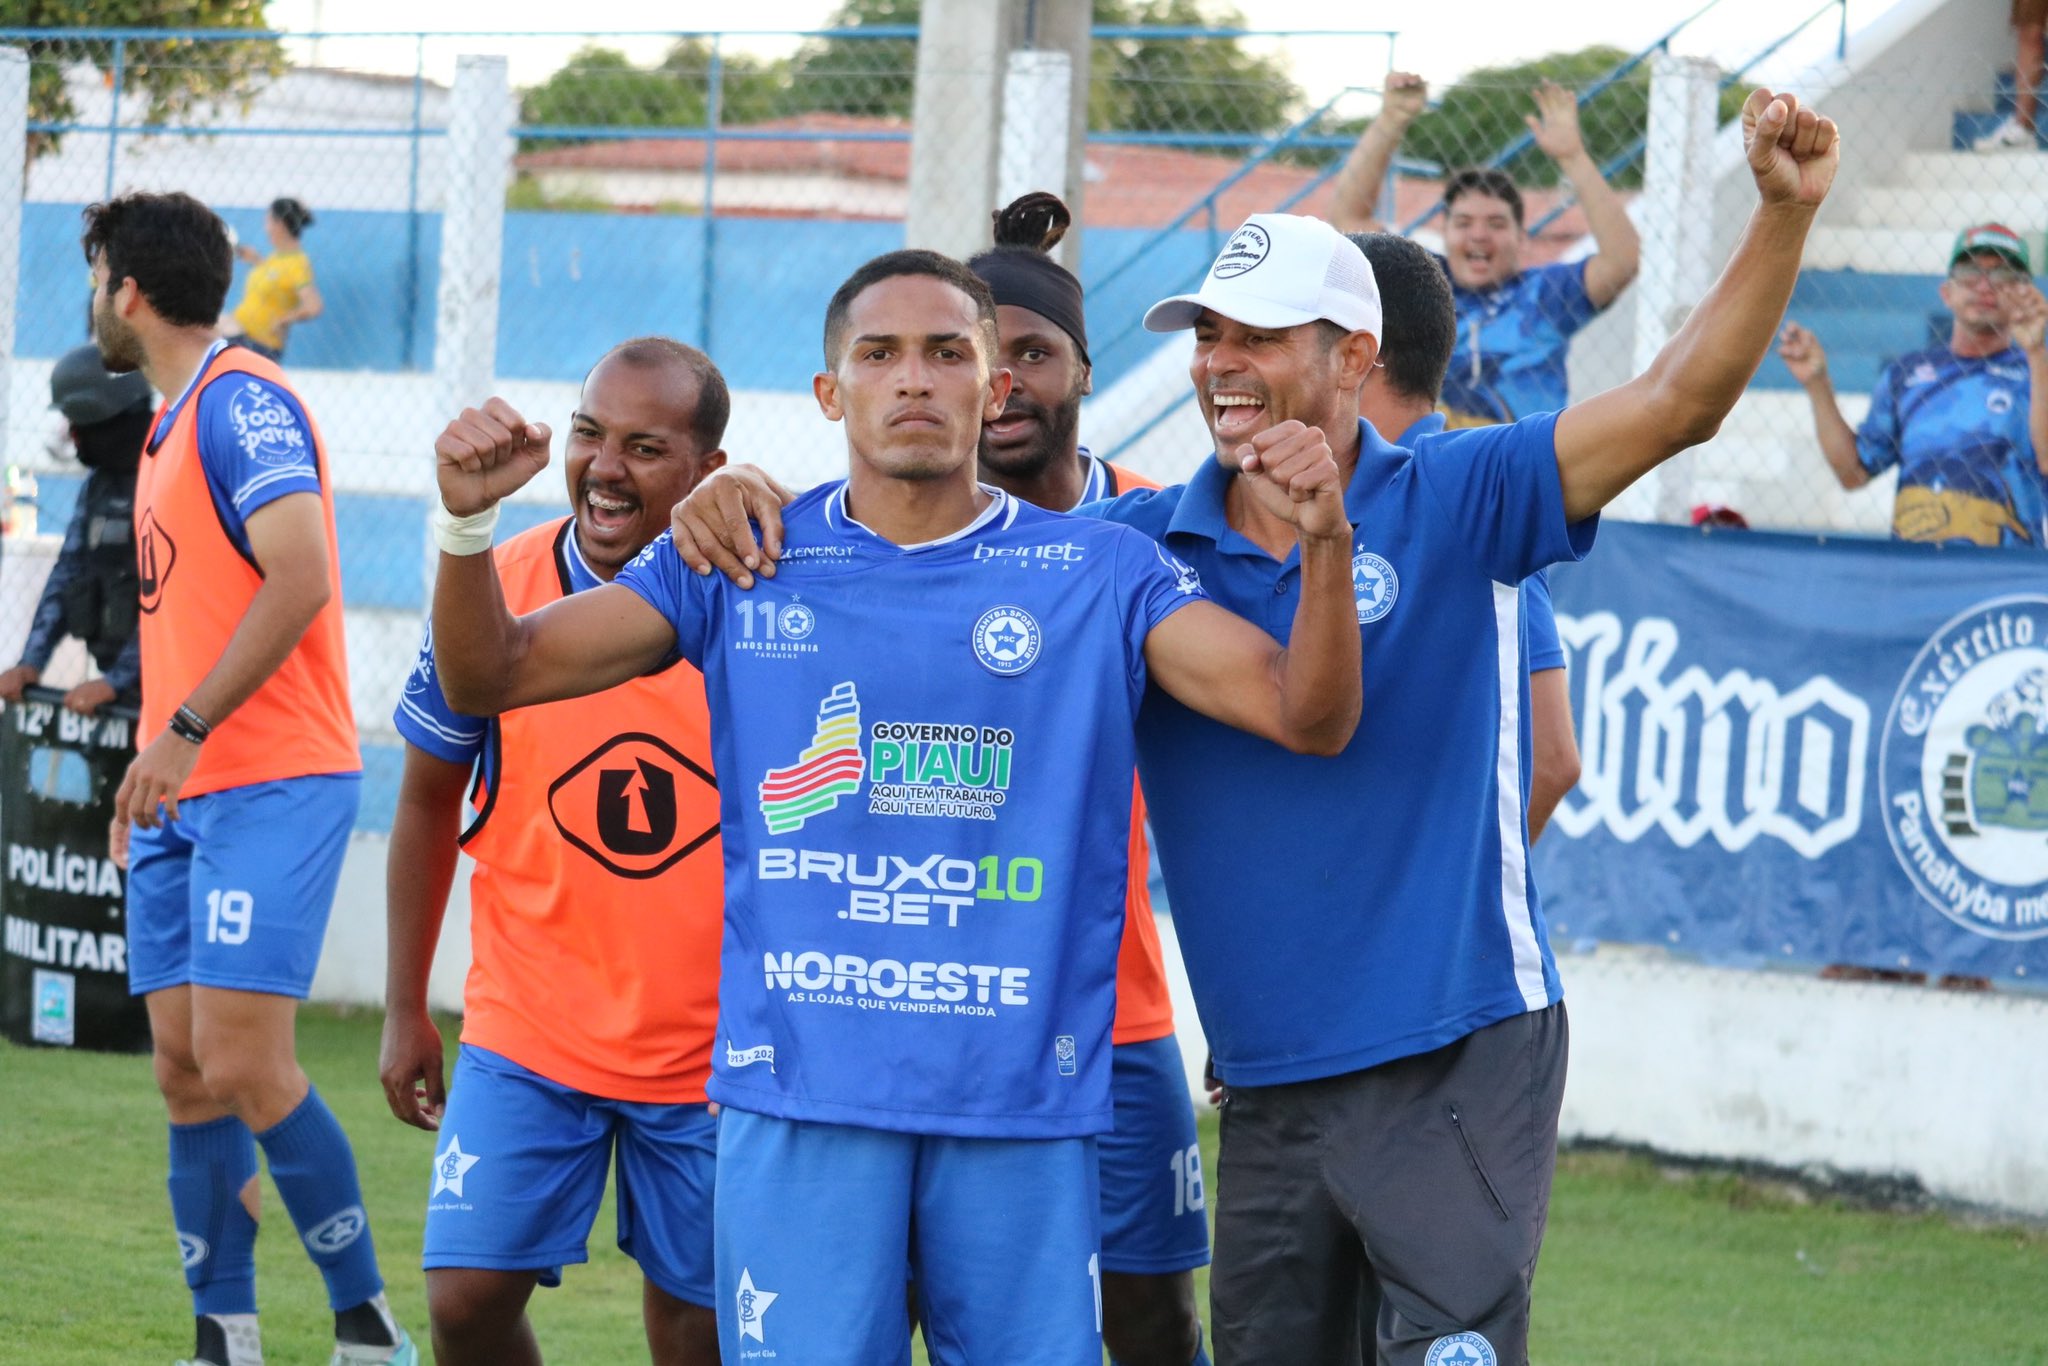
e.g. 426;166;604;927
0;12;2042;837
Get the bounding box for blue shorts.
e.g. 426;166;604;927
716;1108;1101;1365
1100;1034;1210;1275
422;1045;717;1307
126;773;359;998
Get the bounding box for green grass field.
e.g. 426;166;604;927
5;1006;2047;1363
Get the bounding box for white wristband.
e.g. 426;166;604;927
431;500;500;556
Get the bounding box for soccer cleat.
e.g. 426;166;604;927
327;1327;418;1366
329;1293;417;1366
1972;115;2037;151
176;1312;263;1366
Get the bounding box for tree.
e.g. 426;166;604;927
1390;47;1747;191
6;0;283;160
1089;0;1299;138
520;41;786;142
785;0;1301;134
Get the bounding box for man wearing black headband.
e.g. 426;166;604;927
969;195;1212;1366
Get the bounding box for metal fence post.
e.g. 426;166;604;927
428;54;512;588
1635;52;1721;523
998;48;1072;212
0;48;26;475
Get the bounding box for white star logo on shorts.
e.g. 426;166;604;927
432;1135;481;1198
735;1267;778;1343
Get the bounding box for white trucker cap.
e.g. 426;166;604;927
1143;213;1382;342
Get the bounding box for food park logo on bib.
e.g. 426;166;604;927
1880;595;2048;940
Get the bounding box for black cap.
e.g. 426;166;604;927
49;345;152;426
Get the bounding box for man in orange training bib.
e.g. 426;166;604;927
379;338;731;1366
89;190;415;1366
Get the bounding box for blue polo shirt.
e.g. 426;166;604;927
1401;412;1563;673
1089;415;1595;1086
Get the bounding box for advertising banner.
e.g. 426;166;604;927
1536;523;2048;982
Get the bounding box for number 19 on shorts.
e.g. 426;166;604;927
205;889;254;945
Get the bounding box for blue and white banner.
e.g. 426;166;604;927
1536;522;2048;982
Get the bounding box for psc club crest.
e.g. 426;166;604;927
1880;595;2048;941
548;732;719;879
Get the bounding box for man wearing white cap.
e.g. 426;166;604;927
1091;90;1840;1364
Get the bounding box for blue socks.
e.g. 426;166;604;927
166;1116;260;1317
253;1086;384;1312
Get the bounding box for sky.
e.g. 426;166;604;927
261;0;1888;107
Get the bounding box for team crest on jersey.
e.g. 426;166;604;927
1351;549;1397;624
136;508;176;614
549;732;719;879
973;605;1042;676
226;380;312;467
779;600;817;639
1424;1332;1497;1366
1881;595;2048;940
760;682;864;833
1987;389;2015;416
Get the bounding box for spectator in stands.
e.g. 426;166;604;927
0;344;152;715
1331;72;1641;425
1778;223;2048;548
1975;0;2046;151
220;196;322;362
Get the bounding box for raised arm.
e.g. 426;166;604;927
2009;280;2048;476
1142;422;1361;755
1329;71;1427;234
430;398;678;714
1776;321;1870;489
1527;80;1640;308
1551;90;1839;521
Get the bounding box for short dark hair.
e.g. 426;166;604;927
594;335;732;452
270;196;315;237
1345;232;1455;403
1442;168;1525;228
823;249;999;369
80;192;233;328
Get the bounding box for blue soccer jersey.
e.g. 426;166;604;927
1855;344;2044;549
1436;257;1600;426
614;483;1205;1138
1090;415;1594;1087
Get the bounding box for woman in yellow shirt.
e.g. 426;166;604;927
221;197;322;361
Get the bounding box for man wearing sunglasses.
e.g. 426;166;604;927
1778;222;2048;547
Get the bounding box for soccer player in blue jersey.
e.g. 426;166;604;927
1778;222;2048;548
425;249;1364;1363
1331;72;1641;426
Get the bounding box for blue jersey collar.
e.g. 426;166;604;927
1166;420;1401;550
824;480;1019;551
